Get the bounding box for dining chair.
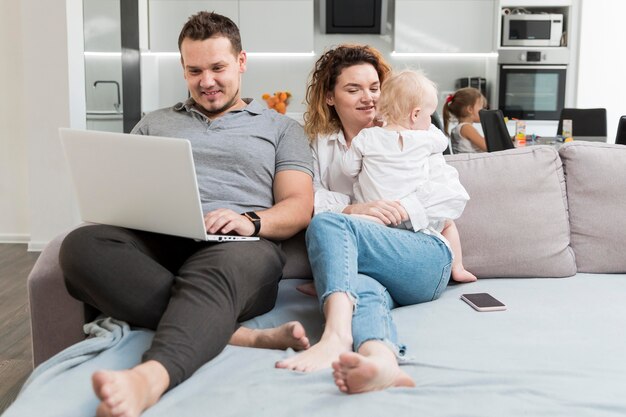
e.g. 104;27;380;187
479;109;514;152
556;108;607;137
615;116;626;145
431;112;453;154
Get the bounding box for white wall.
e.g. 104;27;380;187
576;0;626;142
0;1;29;242
19;0;85;250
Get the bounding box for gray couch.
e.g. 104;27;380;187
18;141;626;417
27;228;313;366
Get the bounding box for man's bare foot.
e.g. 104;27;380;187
92;361;169;417
275;333;352;372
254;321;310;351
332;351;415;394
296;281;317;297
230;322;310;351
451;265;477;283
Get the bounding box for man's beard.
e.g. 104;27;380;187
196;88;241;117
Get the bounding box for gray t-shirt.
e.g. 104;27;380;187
132;98;313;214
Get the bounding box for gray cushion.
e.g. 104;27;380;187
280;231;312;279
446;146;576;278
559;141;626;273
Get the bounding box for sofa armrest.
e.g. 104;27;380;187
27;233;86;367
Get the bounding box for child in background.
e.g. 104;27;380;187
443;87;488;153
341;70;476;284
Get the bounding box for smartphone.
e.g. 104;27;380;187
461;293;506;312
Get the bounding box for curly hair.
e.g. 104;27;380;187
303;45;391;140
177;11;242;55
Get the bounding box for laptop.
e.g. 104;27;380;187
59;128;259;242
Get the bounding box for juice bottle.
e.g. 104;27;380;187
515;120;526;146
562;119;573;142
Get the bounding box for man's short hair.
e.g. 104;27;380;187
177;11;242;55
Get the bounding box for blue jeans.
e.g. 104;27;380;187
305;212;452;356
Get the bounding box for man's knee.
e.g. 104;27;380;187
59;225;115;291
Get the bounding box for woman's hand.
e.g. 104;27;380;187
343;201;408;226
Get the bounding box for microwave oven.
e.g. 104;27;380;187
502;14;563;47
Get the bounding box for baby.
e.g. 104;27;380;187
341;69;476;283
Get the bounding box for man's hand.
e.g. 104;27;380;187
204;208;256;236
343;200;408;226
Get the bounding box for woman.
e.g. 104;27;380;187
275;45;469;394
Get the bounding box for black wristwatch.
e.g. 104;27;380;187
242;211;261;237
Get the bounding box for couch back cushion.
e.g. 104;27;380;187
446;146;576;278
559;141;626;273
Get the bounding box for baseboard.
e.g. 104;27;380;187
27;241;48;252
0;234;30;244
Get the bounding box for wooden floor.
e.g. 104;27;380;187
0;244;39;414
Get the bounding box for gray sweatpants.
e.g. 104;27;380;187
59;224;285;389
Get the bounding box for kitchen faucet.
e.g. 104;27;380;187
93;80;121;113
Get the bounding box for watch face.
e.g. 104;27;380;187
245;211;260;221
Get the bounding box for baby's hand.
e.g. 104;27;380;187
351;214;386;225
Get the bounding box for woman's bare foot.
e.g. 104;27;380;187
332;350;415;394
296;281;317;297
451;265;477;283
229;322;309;351
276;292;354;372
275;333;352;372
92;360;169;417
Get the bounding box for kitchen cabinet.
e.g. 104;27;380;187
148;0;239;52
394;0;496;53
500;0;571;6
83;0;121;52
239;0;313;53
148;0;313;54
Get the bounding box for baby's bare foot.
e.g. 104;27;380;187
332;352;415;394
451;265;477;283
296;281;317;297
255;321;310;351
275;334;351;372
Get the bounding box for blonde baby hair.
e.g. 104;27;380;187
377;69;438;127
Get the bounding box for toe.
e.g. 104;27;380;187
338;352;361;368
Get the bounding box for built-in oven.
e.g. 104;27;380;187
498;49;568;120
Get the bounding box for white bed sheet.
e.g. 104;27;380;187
5;274;626;417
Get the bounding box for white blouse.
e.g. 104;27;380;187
341;125;454;231
310;126;470;233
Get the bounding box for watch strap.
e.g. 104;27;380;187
243;211;261;237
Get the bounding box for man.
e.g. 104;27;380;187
59;11;313;417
